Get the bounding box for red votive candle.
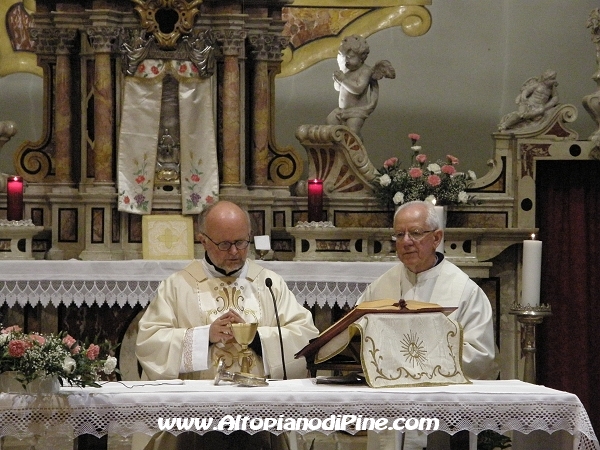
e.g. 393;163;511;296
6;176;24;221
307;179;324;222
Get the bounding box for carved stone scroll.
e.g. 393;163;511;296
295;125;378;196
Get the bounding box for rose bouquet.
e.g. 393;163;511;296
0;324;118;389
372;134;478;208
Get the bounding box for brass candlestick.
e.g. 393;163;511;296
509;303;552;384
231;322;258;374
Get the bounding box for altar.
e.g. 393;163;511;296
0;379;596;450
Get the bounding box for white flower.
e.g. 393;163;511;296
0;333;9;345
379;174;391;186
392;192;404;205
424;195;436;204
427;163;441;174
458;191;469;203
103;356;118;374
468;170;477;180
411;145;422;151
62;356;76;374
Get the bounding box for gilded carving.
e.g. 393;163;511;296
280;4;431;77
0;1;39;76
131;0;202;50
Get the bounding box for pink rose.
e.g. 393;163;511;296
2;325;21;334
179;63;187;73
135;175;145;184
408;133;420;142
441;165;456;175
415;154;427;164
86;344;100;361
446;155;459;165
190;174;200;182
427;174;442;186
8;340;30;357
409;168;423;178
124;196;130;205
151;66;159;75
29;334;46;346
383;157;398;169
137;64;145;73
63;335;81;354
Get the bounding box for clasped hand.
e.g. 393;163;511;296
209;309;244;344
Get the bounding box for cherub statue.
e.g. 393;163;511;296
498;69;559;131
326;35;396;138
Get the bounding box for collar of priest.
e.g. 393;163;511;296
204;253;243;277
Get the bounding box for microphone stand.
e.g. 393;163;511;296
265;277;287;380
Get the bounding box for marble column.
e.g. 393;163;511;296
88;27;119;184
248;29;301;190
54;29;77;185
248;33;270;187
216;29;246;188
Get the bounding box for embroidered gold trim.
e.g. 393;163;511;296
182;328;194;373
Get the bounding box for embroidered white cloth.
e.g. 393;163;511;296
117;60;218;214
316;313;470;388
0;379;596;450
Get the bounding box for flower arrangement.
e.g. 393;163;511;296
0;325;118;389
372;133;478;207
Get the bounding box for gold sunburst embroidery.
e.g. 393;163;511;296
400;330;428;370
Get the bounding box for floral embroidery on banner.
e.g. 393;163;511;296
119;154;152;213
175;61;200;78
134;59;166;79
183;156;218;213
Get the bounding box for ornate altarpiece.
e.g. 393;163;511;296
2;0;600;392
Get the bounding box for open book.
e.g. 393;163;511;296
295;298;456;359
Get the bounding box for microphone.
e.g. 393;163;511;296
265;277;287;380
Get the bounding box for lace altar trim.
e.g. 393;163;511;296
0;399;596;449
0;280;367;308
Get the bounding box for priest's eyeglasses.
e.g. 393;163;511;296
204;234;250;251
392;229;435;242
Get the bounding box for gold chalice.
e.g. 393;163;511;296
230;322;258;374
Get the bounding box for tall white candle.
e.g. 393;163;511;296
522;234;542;306
434;205;446;253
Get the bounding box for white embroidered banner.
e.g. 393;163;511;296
117;59;219;214
317;312;470;388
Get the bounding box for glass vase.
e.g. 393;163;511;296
0;371;60;394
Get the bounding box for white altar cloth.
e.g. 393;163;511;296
0;379;596;449
0;260;396;308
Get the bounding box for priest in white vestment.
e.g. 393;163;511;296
134;201;319;449
359;201;498;450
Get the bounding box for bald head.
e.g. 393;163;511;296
199;201;251;235
199;201;252;273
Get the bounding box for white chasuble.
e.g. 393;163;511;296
117;59;219;214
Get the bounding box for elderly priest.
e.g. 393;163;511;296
359;200;498;450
